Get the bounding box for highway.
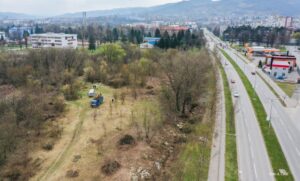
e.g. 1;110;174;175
206;34;274;181
206;30;300;180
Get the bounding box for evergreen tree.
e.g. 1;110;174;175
177;30;185;46
158;38;165;49
170;33;178;48
184;29;192;47
89;35;96;50
35;25;44;34
112;28;119;42
120;30;127;42
163;31;170;49
23;31;30;48
129;28;135;43
155;29;161;38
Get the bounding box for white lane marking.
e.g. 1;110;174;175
251;149;255;160
253;164;258;180
296;148;300;157
287;131;293;141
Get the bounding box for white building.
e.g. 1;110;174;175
30;33;77;49
0;32;6;40
140;42;154;49
270;61;290;79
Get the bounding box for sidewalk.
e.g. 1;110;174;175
208;64;226;181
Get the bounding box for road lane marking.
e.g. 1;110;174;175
253;164;258;180
296;148;300;157
287;132;293;141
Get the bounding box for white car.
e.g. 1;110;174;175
233;91;240;98
88;89;96;97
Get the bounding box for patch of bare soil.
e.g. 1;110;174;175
94;121;185;181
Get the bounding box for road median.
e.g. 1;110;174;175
217;58;239;181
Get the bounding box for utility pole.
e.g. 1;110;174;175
253;68;257;90
82;12;87;48
268;99;273;128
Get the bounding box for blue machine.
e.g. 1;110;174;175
91;95;104;108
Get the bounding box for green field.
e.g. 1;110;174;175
276;82;297;97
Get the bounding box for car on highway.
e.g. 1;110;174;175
231;79;236;84
251;71;256;75
233;91;240;98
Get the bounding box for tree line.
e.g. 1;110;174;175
220;26;293;47
156;29;205;49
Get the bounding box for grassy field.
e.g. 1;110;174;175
276;82;297;97
218;60;239;181
221;49;294;181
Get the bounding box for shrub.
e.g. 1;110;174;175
101;160;121;175
42;142;54;151
180;125;193;134
53;96;65;113
66;170;79;178
118;135;135;145
62;81;81;101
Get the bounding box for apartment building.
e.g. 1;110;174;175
30;33;77;48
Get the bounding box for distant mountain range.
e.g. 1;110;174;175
58;0;300;19
0;12;37;19
1;0;300;20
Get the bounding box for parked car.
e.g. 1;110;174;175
88;89;96;97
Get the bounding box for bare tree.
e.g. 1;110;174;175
160;49;211;115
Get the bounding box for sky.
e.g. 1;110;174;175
0;0;182;16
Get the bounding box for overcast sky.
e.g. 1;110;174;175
0;0;182;16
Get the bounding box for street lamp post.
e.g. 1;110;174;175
253;68;257;89
268;99;274;128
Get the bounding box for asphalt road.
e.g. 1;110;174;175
225;48;300;180
207;31;300;180
206;33;274;181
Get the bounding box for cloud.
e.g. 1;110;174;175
0;0;181;16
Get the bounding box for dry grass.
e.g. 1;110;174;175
30;82;163;181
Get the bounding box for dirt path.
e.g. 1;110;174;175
30;84;161;180
36;103;88;181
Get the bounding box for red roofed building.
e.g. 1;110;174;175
160;26;190;34
265;55;297;71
